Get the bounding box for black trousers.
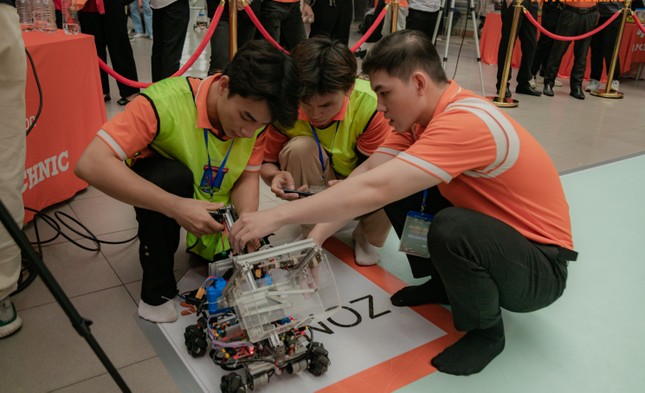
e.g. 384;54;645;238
405;8;440;42
544;6;598;89
206;0;261;74
385;189;569;332
590;15;621;81
151;0;190;82
78;1;139;99
131;158;194;306
259;1;307;51
531;3;561;77
309;0;354;46
497;2;538;90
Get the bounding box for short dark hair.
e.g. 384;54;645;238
362;30;448;84
290;36;357;103
222;40;301;129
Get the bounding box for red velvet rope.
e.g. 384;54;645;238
350;5;390;53
243;4;289;54
98;3;225;89
633;11;645;34
523;7;622;42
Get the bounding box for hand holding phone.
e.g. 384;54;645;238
282;188;314;197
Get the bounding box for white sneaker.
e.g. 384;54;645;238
0;297;22;338
554;78;564;87
132;33;146;39
610;80;620;91
529;77;536;89
138;299;178;323
586;79;601;92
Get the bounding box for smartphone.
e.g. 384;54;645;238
282;188;315;197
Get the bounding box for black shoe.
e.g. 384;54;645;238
516;84;542;96
103;94;111;102
117;97;129;106
543;83;554;97
570;86;585;100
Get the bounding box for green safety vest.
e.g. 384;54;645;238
142;77;262;260
277;78;378;177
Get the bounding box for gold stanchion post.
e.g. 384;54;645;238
229;0;239;60
391;1;399;33
591;0;631;99
487;0;523;108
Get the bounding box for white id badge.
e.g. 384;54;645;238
399;211;433;258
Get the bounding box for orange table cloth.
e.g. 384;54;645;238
22;31;106;223
479;12;645;81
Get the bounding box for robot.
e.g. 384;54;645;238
183;206;341;392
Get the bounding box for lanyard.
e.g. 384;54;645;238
203;128;234;199
420;189;429;213
310;123;339;186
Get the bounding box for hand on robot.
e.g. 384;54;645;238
170;198;226;237
229;210;281;253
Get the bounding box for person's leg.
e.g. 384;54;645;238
259;0;287;44
405;8;439;42
79;12;110;96
208;17;231;74
104;0;140;100
129;0;144;35
280;2;307;51
531;4;560;78
332;0;354;45
516;7;538;87
278;136;335;188
309;0;337;40
160;0;189;80
142;0;153;37
151;7;165;81
130;158;194;322
588;16;604;81
0;5;26;338
543;9;575;93
428;208;568;375
569;11;595;94
496;1;514;92
353;208;391;266
384;188;453;306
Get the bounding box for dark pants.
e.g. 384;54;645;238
405;8;440;42
206;0;261;74
590;15;621;81
151;0;190;82
544;5;598;89
131;158;194;306
78;1;139;99
259;0;306;51
309;0;354;46
531;3;561;77
385;189;569;332
497;3;538;90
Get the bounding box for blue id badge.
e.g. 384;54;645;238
399;211;433;258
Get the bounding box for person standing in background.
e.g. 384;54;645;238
309;0;354;45
150;0;189;81
586;0;623;93
405;0;440;41
0;0;27;338
130;0;153;39
78;0;140;105
259;0;312;51
531;0;561;86
205;0;260;74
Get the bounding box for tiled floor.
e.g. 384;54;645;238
2;12;645;393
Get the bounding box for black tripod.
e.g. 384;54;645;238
0;200;131;393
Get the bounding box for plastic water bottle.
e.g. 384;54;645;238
195;9;208;32
16;0;33;31
33;0;57;33
62;0;80;35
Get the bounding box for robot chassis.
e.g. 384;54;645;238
183;206;341;393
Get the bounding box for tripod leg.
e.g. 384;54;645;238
469;0;486;96
442;0;456;69
432;0;446;46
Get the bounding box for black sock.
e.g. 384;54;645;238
431;320;505;375
390;278;450;307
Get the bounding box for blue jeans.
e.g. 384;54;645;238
130;0;153;36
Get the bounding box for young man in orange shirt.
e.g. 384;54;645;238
229;30;577;375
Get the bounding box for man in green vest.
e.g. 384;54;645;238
261;36;392;266
75;40;301;323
